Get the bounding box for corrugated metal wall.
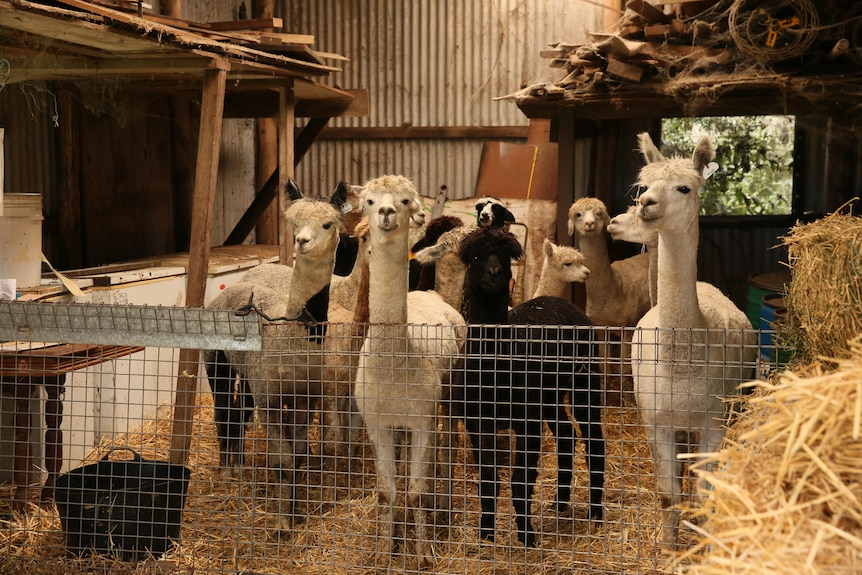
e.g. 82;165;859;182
287;0;608;199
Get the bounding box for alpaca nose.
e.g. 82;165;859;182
639;194;658;208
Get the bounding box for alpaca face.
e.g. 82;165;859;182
543;239;590;283
475;196;515;229
284;199;343;256
635;159;704;232
361;175;423;234
459;228;522;296
567;198;610;238
608;205;656;246
635;132;712;233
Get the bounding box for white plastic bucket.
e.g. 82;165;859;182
0;193;44;288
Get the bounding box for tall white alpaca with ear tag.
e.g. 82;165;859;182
630;132;756;547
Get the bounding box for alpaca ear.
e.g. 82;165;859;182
330;182;352;213
543;238;554;259
637;132;664;164
285;178;304;202
691;136;715;174
509;236;524;261
502;206;516;224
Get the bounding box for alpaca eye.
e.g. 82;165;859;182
323;222;333;230
575;212;582;219
677;186;691;194
401;198;410;206
564;262;572;267
366;199;374;206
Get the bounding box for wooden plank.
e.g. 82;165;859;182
170;62;228;467
208;17;284;31
625;0;671;24
644;24;670;41
606;56;644;83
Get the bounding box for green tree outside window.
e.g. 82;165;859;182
661;116;795;216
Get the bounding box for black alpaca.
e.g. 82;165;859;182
451;227;605;547
204;349;255;469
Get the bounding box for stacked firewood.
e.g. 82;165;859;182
531;0;859;95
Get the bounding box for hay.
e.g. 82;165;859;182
779;206;862;363
0;389;675;575
677;337;862;574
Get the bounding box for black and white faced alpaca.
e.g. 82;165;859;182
450;227;605;548
475;196;516;229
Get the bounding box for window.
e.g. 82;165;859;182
661;116;795;216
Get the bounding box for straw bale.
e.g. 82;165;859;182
677;337;862;574
779;209;862;363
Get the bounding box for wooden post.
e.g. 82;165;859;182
170;60;228;466
162;0;182;18
254;0;279;245
278;82;296;265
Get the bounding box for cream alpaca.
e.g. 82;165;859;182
532;238;591;298
567;197;651;327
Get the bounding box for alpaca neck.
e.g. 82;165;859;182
286;253;334;321
533;263;565;299
655;221;704;328
368;232;410;326
578;234;614;288
466;287;509;324
648;244;658;308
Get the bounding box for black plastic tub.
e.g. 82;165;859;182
54;448;191;561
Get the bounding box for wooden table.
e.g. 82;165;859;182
0;343;144;511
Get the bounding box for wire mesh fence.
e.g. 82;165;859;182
0;301;789;574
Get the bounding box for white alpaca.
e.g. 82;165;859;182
567;197;651;327
354;175;465;568
629;132;756;547
532;238;590;298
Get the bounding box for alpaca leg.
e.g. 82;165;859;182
511;427;543;547
407;423;437;569
652;424;680;546
696;419;728;506
547;406;576;512
256;402;296;532
319;392;344;472
434;403;458;516
570;381;606;521
227;376;254;472
204;350;236;473
466;422;501;543
366;419;398;555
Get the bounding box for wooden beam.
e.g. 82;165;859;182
170;60;228;466
57;88;82;269
318;125;530;140
208;18;285;31
278;83;295;265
